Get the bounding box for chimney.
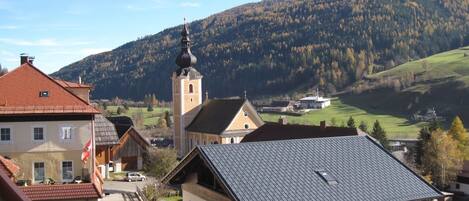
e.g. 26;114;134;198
28;56;35;64
20;53;29;65
320;121;326;131
278;116;288;125
78;76;82;84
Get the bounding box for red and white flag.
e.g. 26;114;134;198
81;139;92;164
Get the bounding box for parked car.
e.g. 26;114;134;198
125;172;146;182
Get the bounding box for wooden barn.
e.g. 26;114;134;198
94;115;120;178
107;116;150;172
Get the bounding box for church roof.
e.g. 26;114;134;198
186;99;248;134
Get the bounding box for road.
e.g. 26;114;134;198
102;178;156;201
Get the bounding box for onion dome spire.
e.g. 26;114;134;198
175;18;197;69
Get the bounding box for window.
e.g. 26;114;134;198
244;124;249;129
456;183;460;189
230;138;234;144
189;84;194;93
62;161;73;181
0;128;11;142
33;127;44;141
61;127;72;140
39;91;49;97
34;162;45;182
315;169;338;185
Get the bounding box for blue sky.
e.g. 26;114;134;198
0;0;258;74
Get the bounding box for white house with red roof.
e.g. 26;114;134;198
0;54;102;200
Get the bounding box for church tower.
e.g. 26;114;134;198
172;20;203;157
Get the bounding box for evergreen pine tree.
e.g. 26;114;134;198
358;121;368;133
371;120;390;150
347;116;356;128
415;126;432;166
147;104;154;112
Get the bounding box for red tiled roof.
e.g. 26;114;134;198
0;63;99;115
54;79;91;88
0;156;20;178
20;183;101;201
0;156;32;201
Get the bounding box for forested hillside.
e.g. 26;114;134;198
52;0;469;100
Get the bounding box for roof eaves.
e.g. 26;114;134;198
162;147;200;184
363;135;444;198
198;147;240;201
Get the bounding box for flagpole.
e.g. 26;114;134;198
91;116;96;182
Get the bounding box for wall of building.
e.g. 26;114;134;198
0;120;93;183
6;150;88;183
187;132;220;150
0;120;92;153
225;104;260;131
173;74;202;157
181;173;231;201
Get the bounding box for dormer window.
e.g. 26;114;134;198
39;91;49;97
189;84;194;93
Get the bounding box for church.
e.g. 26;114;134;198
172;22;264;157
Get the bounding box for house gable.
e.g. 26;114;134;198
225;101;264;132
0;63;97;115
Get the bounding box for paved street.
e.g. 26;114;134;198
102;178;156;201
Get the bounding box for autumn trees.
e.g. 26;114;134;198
420;116;468;189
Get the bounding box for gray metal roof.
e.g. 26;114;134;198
94;114;119;145
196;136;442;201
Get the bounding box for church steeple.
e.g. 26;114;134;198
175;18;197;72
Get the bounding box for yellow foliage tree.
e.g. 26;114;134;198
448;116;469;159
422;129;463;188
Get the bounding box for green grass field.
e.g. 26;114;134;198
369;46;469;92
106;106;170;127
260;98;424;139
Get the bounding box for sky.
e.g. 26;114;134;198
0;0;258;74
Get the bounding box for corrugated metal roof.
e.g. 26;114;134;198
189;136;442;201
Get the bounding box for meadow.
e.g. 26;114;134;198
260;98;425;139
106;106;170;127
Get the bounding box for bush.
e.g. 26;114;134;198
144;148;177;179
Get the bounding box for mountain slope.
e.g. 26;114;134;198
52;0;469;100
345;46;469;121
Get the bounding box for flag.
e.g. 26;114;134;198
81;139;92;164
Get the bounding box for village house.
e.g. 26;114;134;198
241;119;366;142
0;55;102;200
171;23;264;158
298;96;331;109
449;161;469;196
163;135;443;201
94;114;120;179
107;116;150;171
259;100;295;112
